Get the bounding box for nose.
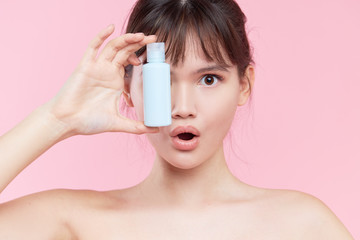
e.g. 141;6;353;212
171;83;197;119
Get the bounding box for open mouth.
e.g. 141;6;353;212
177;132;195;141
170;126;200;150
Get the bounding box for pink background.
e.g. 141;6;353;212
0;0;359;237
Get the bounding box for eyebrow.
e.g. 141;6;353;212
142;56;230;74
169;65;231;76
193;65;230;74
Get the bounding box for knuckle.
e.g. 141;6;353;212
124;33;134;38
88;36;103;49
87;39;97;49
96;32;107;43
108;39;123;51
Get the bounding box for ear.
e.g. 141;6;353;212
123;76;134;107
238;65;255;106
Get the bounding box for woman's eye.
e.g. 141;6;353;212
199;74;221;86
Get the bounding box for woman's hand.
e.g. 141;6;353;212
44;24;158;136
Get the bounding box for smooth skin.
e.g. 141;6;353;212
0;24;354;239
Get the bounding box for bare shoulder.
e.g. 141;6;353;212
0;188;116;240
0;188;114;211
0;189;74;239
258;188;354;239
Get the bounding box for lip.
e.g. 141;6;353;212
170;126;200;137
170;126;200;151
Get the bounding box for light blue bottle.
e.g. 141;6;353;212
143;42;171;127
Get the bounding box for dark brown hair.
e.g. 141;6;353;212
123;0;254;163
124;0;254;88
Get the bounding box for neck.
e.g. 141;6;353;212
139;145;241;207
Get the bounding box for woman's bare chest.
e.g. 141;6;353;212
71;205;296;240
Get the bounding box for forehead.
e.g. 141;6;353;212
140;32;232;68
136;44;235;81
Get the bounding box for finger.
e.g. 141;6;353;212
112;117;159;135
97;33;146;63
112;35;157;69
128;53;141;66
80;24;115;64
134;123;160;135
120;53;141;68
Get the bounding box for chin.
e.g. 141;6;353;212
163;158;205;171
156;147;209;171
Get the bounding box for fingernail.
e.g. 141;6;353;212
135;32;144;36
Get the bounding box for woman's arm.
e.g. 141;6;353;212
0;24;158;238
0;102;72;193
0;25;157;194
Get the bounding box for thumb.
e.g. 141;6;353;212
112;116;159;135
134;121;160;134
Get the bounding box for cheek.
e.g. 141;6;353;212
146;128;168;151
132;88;144;121
198;89;239;136
130;72;144;121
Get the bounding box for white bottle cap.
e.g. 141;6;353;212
147;42;165;63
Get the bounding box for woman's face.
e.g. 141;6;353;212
128;39;248;170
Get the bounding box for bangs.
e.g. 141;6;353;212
151;11;231;66
126;0;237;67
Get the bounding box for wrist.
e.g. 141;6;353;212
34;101;75;142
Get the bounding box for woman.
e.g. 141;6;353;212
0;0;353;238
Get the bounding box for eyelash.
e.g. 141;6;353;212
199;74;223;87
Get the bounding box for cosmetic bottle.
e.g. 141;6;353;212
142;42;171;127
